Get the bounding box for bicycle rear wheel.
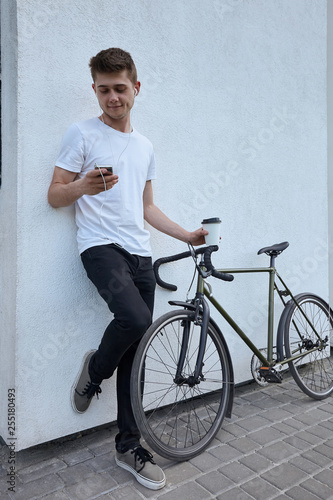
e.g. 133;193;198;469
284;294;333;399
131;309;232;461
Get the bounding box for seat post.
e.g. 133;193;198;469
270;254;276;268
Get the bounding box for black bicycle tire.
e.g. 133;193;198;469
283;293;333;400
130;309;232;461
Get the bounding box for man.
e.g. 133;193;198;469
48;48;207;491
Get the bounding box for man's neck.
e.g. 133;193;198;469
99;114;131;133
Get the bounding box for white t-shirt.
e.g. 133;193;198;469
55;117;156;256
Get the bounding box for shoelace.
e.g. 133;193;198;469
76;381;102;400
131;446;156;473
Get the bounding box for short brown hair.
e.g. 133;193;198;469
89;48;137;83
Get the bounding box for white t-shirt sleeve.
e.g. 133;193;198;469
55;123;85;173
147;149;157;181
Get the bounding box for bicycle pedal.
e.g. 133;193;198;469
259;366;283;384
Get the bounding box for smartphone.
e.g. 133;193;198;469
94;163;113;174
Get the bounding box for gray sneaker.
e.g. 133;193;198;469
115;445;166;490
71;350;101;413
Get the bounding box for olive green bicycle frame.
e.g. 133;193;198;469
196;263;321;368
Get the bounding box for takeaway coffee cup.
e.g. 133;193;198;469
201;217;222;246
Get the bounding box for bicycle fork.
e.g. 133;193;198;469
174;293;210;387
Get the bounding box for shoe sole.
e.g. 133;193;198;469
70;349;96;414
115;455;166;490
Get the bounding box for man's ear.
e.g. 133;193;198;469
92;83;96;93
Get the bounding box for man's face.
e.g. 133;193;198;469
93;70;140;128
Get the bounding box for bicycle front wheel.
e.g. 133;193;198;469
131;309;232;461
284;294;333;399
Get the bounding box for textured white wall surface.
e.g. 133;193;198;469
0;0;328;450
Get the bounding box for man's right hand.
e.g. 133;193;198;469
48;166;119;208
82;169;119;196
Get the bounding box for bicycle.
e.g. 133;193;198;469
130;242;333;461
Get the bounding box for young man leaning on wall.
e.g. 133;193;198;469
48;48;207;490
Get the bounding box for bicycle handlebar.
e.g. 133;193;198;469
153;245;234;291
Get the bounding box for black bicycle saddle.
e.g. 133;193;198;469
257;241;289;257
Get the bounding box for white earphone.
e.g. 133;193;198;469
134;89;138;96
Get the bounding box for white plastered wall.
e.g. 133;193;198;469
0;0;328;450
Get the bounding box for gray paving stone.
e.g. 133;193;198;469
86;453;116;473
312;443;333;460
239;452;273;473
158;481;210;500
307;424;333;440
301;448;333;468
57;462;97;486
222;422;247;438
292;429;323;445
17;458;67;483
250;396;283;410
257;440;299;462
189;451;222;472
240;476;280;500
196;470;234;494
249;426;285;445
300;477;333;500
228;436;261;454
106;484;145;499
260;406;296;422
321;419;333;432
213;428;237;444
325;438;333;448
237;414;271;432
15;447;62;470
283;434;313;451
10;473;64;500
86;440;113;457
314;469;333;489
281;403;311;417
160;461;199;487
241;390;267;403
231;403;263;419
60;448;95;466
39;492;72;500
284;485;323;500
282;417;307;430
272;421;299;435
261;463;308;490
289;455;323;475
293;410;330;427
128;478;163;498
219;461;254;483
216;487;255;500
65;472;117;499
209;442;243;462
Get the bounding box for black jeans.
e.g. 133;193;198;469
81;244;156;452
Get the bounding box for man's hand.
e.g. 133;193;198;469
82;169;118;196
48;166;119;208
187;227;208;246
